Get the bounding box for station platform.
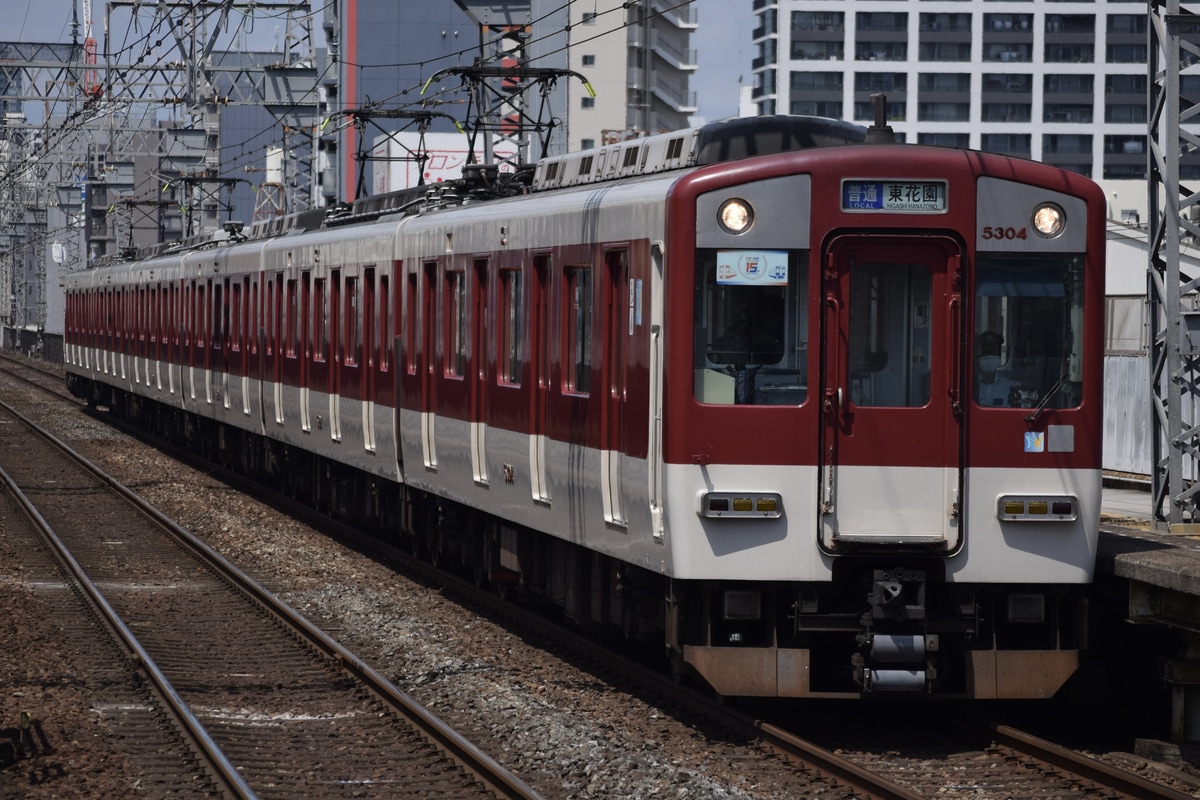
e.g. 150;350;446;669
1097;482;1200;746
1102;485;1155;525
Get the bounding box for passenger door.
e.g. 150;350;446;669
819;236;963;550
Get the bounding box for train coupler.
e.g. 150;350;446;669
853;633;940;692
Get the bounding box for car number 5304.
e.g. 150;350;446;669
981;226;1028;240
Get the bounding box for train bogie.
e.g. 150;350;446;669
63;115;1106;699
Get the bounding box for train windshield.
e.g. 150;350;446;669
694;248;808;405
973;254;1085;410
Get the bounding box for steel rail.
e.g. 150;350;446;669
0;404;258;800
993;724;1199;800
0;395;543;800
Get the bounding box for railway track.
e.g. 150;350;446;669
4;353;1200;799
0;352;78;404
0;391;541;800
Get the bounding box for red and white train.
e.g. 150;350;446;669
63;115;1106;699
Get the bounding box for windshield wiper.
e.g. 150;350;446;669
1025;371;1068;424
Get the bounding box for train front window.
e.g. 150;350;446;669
694;248;808;405
973;254;1085;410
847;262;933;408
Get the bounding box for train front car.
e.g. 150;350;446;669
663;142;1105;699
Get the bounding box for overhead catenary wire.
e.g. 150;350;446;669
1;1;699;226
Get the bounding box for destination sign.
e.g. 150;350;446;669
842;180;947;212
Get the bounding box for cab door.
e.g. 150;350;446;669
819;236;962;550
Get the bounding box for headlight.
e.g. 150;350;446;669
1031;202;1065;238
718;198;754;234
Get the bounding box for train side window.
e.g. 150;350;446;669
499;267;523;386
301;272;311;359
974;254;1085;409
446;271;466;378
197;284;206;351
380;275;390;372
265;281;273;355
213;283;224;351
242;278;252;354
237;283;246;352
249;280;258;355
565;266;592;395
346;276;360;367
277;275;285;357
406;272;418;375
313;278;327;362
695;248;808;405
286;278;299;358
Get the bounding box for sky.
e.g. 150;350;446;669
12;0;754;122
691;0;754;124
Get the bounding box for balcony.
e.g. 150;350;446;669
650;0;697;30
651;73;698;113
649;29;698;70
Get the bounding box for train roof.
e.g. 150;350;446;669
96;115;866;266
530;115;865;191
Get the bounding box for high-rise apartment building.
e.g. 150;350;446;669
751;0;1190;181
565;0;698;150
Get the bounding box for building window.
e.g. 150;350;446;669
1043;134;1092;155
1045;43;1094;63
1106;103;1146;124
1108;74;1147;96
581;96;595;109
854;72;905;92
1105;135;1146;155
985;13;1032;31
1045;74;1094;94
852;100;904;122
792;11;844;32
981;134;1031;157
793;71;844;92
919;12;969;32
793;100;845;117
582;12;596;24
1108;43;1147;63
582;54;595;66
1044;103;1093;124
855;42;907;61
1107;14;1147;35
581;138;595;149
918;101;969;122
983;73;1032;93
982;103;1031;123
919;72;971;92
791;41;844;60
1045;14;1093;34
919;133;969;148
919;42;972;61
984;44;1032;62
857;12;907;32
